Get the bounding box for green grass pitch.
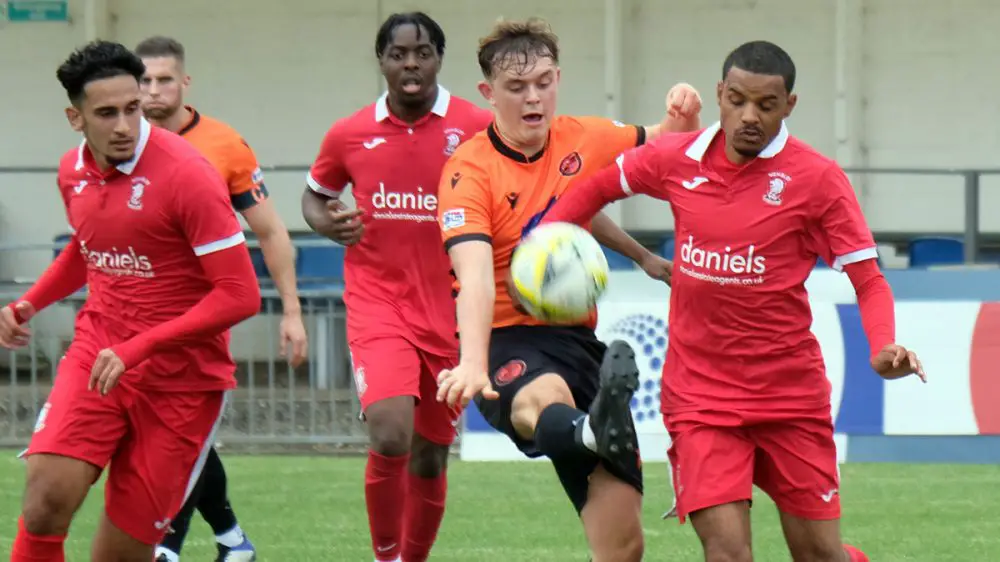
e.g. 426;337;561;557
2;453;998;560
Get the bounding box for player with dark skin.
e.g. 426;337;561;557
719;60;922;380
686;53;922;562
302;17;449;481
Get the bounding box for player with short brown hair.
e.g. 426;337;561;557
434;18;700;561
137;35;307;562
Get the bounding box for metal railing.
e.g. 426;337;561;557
841;167;999;264
0;287;367;449
4;164;999;264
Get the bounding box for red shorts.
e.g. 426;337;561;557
25;357;227;545
665;416;840;523
349;336;461;445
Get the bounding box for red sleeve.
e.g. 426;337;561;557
543;138;671;226
307;121;350;198
12;237;87;318
542;164;629;226
111;245;260;368
844;260;895;359
813;164;878;270
174;157;247;256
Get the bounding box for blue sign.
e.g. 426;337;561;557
6;1;69;22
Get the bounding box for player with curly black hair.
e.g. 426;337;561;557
302;12;493;562
6;40;261;562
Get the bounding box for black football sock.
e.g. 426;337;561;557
196;448;241;539
533;403;595;460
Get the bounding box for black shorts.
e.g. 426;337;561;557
478;324;605;456
475;325;643;512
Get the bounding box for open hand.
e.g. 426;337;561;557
436;362;499;407
871;344;925;382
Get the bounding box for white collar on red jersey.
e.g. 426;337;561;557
374;86;451;122
684;120;790;161
74;117;152;174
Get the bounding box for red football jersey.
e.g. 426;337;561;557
58;118;247;392
307;87;493;355
616;122;877;421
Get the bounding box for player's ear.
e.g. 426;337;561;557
716;81;724;106
784;93;797;118
477;80;494;106
65;105;84;132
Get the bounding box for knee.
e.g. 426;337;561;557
369;422;412;456
22;472;81;535
366;410;414;457
703;538;753;562
594;534;644;562
510;374;575;437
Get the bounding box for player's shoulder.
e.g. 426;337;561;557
57;145;82;175
146;128;221;181
148;125;205;161
56;145;87;189
553;114;605;135
326;102;380;137
781;135;839;174
192;112;251;149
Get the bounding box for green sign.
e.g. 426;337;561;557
5;0;69;22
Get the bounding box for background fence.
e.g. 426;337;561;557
0;285;368;450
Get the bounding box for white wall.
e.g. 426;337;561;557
2;0;999;278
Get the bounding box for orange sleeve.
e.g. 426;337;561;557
226;138;268;212
436;151;494;251
576;116;645;169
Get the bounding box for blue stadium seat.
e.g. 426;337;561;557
296;237;346;287
659;236;675;260
247;245;270;281
908;236;965;267
602;246;634;270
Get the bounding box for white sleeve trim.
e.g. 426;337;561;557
832;246;879;271
193;231;246;257
306;173;343;198
67;224;75;234
615;153;634;196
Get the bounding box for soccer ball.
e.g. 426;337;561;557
509;222;610;323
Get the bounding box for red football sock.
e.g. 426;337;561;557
365;451;409;561
401;471;448;562
844;544;870;561
11;516;66;562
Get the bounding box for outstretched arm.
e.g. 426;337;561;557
13;237;88;317
544;160;637;227
817;164;924;382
